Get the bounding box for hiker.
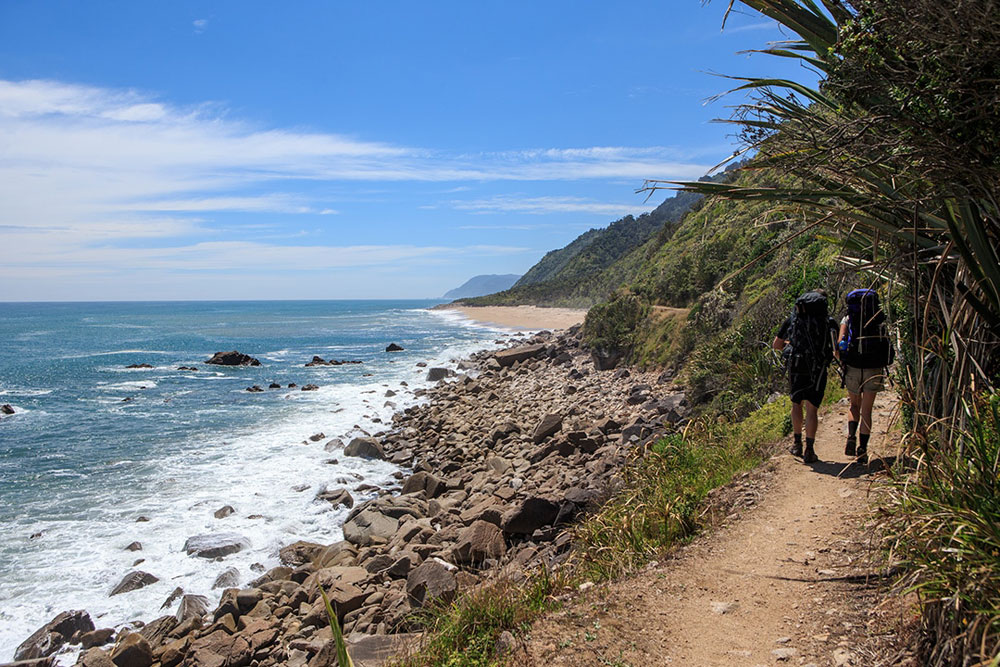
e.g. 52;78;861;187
837;289;895;463
773;289;839;463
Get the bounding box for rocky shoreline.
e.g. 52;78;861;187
8;326;688;667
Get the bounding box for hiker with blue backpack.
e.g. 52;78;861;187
773;289;840;463
837;289;895;463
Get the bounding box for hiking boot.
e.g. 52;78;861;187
789;442;803;457
855;445;868;464
845;438;856;456
803;443;818;463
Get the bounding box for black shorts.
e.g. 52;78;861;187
789;369;827;407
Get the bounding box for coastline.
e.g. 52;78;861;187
13;328;687;667
435;304;588;331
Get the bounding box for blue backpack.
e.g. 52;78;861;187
843;289;895;369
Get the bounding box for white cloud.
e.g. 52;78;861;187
0;78;711;298
451;195;646;216
193;19;208;34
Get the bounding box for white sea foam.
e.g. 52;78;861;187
0;332;504;663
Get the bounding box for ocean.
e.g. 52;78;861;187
0;300;506;661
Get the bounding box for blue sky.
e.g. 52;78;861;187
0;1;804;301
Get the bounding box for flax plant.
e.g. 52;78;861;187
641;1;1000;663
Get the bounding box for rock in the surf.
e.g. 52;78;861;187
204;350;261;367
385;343;404;352
344;437;385;460
14;609;94;661
1;404;15;415
182;534;250;559
211;567;240;589
110;571;159;596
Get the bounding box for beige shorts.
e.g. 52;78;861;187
844;365;886;394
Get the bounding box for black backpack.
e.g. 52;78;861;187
844;289;895;368
786;291;833;379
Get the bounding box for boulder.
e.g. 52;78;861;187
213;505;235;519
453;520;506;564
109;633;152;667
494;344;546;368
305;355;328;366
1;404;15;415
246;385;263;393
406;561;458;608
400;471;447;498
532;413;563;443
343;437;385;460
182;534;250;559
175;594;210;623
14;610;94;661
137;615;178;647
315;487;354;509
279;540;327;567
302;384;320;391
342;509;399;546
385;343;405;352
500;496;560;535
124;542;142;552
426;367;450;382
77;648;113;667
110;571;159;596
125;364;153;369
204;350;261;367
80;628;115;649
211;567;240;589
160;587;183;610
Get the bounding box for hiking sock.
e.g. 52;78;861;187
857;433;870;461
803;437;817;463
790;433;803;457
846;420;858;455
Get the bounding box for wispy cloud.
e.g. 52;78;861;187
450;195;646;216
0;78;711;297
193;19;208;34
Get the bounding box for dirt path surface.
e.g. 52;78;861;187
522;394;905;667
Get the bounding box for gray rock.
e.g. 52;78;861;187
342;509;399;546
494;344;546;368
110;571;159;596
406;561;458;608
453;520;506;564
532;413;563;443
175;594;210;623
385;343;405;352
213;505;235;519
79;628;115;649
315;487;354;509
182;533;250;559
343;437;385;460
211;567;240;589
426;367;450;382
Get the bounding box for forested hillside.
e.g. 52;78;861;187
461;190;702;308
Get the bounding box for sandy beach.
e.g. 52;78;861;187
442;305;588;330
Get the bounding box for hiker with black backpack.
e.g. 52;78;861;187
773;289;839;463
837;289;895;463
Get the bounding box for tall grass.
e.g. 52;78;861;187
572;395;792;582
888;393;1000;665
388;569;559;667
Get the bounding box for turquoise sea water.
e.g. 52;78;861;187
0;300;504;661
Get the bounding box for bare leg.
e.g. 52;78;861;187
859;391;876;435
848;392;861;424
791;401;803;436
804;401;819;439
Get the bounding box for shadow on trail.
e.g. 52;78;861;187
801;457;885;479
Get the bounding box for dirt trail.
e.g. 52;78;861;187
522;394;903;667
